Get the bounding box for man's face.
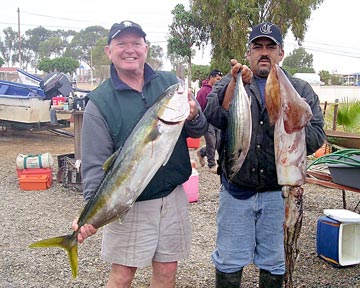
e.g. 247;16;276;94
209;74;222;86
105;30;148;74
246;38;284;78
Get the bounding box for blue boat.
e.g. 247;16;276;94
0;79;46;99
0;73;74;130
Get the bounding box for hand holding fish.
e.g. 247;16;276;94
222;59;252;111
230;59;253;84
72;219;97;244
186;88;200;121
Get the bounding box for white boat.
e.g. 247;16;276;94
17;68;42;86
0;74;74;130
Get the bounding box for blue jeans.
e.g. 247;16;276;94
211;185;285;275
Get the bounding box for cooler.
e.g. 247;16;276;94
316;209;360;267
16;168;53;182
19;175;51;191
186;137;201;149
182;169;199;203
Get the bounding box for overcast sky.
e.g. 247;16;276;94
1;0;359;74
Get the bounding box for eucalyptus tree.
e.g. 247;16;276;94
25;26;53;72
190;0;324;72
0;27;17;66
167;3;210;84
147;42;164;71
65;26;108;69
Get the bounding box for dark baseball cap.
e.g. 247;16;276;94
209;69;223;78
108;20;146;44
248;22;283;46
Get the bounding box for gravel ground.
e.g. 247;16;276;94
0;129;359;288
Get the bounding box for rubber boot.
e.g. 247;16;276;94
215;268;242;288
259;269;284;288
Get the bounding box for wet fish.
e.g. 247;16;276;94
265;64;313;288
226;72;252;180
29;83;190;278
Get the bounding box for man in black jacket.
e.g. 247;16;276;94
205;22;326;287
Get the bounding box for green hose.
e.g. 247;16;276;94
307;148;360;169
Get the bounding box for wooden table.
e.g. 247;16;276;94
306;170;360;211
56;109;84;160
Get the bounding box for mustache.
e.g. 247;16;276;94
258;56;271;62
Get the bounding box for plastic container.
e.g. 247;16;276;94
328;155;360;189
52;96;66;106
186;137;201;149
182;169;199;203
16;168;53;182
317;214;360;267
19;174;51;191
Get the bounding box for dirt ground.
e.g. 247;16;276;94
0;128;359;287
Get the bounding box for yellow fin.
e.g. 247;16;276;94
29;234;79;278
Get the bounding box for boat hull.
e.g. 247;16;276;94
325;129;360;149
0;96;71;124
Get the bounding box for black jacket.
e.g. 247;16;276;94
204;69;326;191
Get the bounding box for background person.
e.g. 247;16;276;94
196;69;223;173
205;22;325;287
72;20;207;288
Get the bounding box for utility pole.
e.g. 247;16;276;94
17;8;22;68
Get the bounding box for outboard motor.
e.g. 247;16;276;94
40;72;72;100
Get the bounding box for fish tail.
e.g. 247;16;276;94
29;234;78;278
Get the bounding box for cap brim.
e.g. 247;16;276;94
249;35;281;46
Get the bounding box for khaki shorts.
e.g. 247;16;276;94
101;185;191;268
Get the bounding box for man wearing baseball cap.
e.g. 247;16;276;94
72;20;207;287
205;22;325;287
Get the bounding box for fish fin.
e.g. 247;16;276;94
103;147;122;172
29;234;79;278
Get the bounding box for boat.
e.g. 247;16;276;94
17;68;42;86
0;73;76;130
325;129;360;149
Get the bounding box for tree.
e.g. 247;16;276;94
167;3;210;85
65;26;108;68
39;36;66;59
147;42;164;71
25;26;53;72
38;57;78;74
0;56;4;67
319;70;331;85
282;47;315;75
191;64;210;86
190;0;324;72
0;27;17;66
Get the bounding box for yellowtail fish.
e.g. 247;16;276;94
29;83;190;278
265;64;312;288
226;72;252;180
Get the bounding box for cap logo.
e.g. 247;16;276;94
260;23;273;35
123;21;133;27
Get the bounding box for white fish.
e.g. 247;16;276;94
226;72;252;180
